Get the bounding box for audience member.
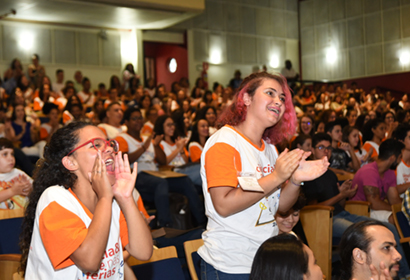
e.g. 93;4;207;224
98;102;126;139
52;69;65;93
351;139;403;224
0;138;32;209
338;220;402;280
362;118;386;159
249;234;322;280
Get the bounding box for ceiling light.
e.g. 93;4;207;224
326;47;337;64
400;52;410;65
269;55;279;68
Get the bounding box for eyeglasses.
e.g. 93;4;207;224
315;145;332;152
67;138;119;156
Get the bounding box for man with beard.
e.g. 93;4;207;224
351;139;404;224
302;134;410;278
338;220;402;280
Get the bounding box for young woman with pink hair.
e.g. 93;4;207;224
198;72;329;279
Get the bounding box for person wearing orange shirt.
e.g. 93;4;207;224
362;118;386;159
188;119;209;163
20;122;152;279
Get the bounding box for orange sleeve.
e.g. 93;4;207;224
137;196;149;219
40;127;48;140
39;201;88;269
115;136;129;153
141;124;153;136
33;98;43;111
205;142;241;189
119;211;129;248
363;142;378;157
189;145;202;163
63;111;72;124
99;127;108;137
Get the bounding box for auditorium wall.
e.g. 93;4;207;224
300;0;410;82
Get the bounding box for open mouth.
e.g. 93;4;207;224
268;107;280;115
105;158;115;173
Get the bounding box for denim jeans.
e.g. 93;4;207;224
135;172;206;227
333;210;410;277
200;259;249;280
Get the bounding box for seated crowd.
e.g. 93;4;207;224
3;54;410;280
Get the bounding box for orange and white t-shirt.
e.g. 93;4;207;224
188;142;203;163
159;140;187;167
98;123;127;140
362;141;379;158
77;91;96;107
198;125;280;274
26;186;129;280
40;123;63;141
0;168;32;209
141;121;154;136
115;133;157;173
397;160;410;198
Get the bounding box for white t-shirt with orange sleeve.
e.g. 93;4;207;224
159;140;187;167
115;133;157;173
25;186;129;280
0;168;32;209
188;142;203;163
141;121;154;136
98;123;127;140
198;125;280;274
362;141;379;158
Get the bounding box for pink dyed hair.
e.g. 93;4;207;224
217;72;297;145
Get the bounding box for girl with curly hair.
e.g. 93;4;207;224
20;122;152;279
198;72;329;279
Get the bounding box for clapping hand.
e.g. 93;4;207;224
291;153;329;184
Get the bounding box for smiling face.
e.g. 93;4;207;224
68;126;116;185
126;111;144;134
205;108;216;126
275;209;300;234
300;116;313;135
197;119;209;138
245;79;286;130
163;117;175;138
107;104;123;126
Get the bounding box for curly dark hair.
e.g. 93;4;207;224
20;121;91;274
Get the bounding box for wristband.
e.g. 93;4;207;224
290;178;303;187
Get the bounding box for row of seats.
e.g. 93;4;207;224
2;201;410;280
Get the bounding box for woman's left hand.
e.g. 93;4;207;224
291;153;329;184
112;152;138;203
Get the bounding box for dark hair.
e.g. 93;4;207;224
123;107;141;122
355;113;368;131
345;107;357;118
64;95;83;113
325;121;341;133
171;109;187;138
11;104;26;122
195;106;216;122
382;111;396;122
291;134;312;150
63;85;76;96
188;119;209;147
20;122;91;274
56;69;63;75
110;75;121;89
312;133;332;148
82;77;90;85
319;109;336;124
0;137;14;150
154;115;174;141
342;126;361;152
249;234;308;280
32;54;39;60
361;118;384;143
378;138;404;161
339;220;388;280
393;123;410;142
42;102;59;115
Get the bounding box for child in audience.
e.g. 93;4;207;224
0;138;32;209
20;122;152;278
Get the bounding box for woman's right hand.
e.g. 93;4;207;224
89;151;113;200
